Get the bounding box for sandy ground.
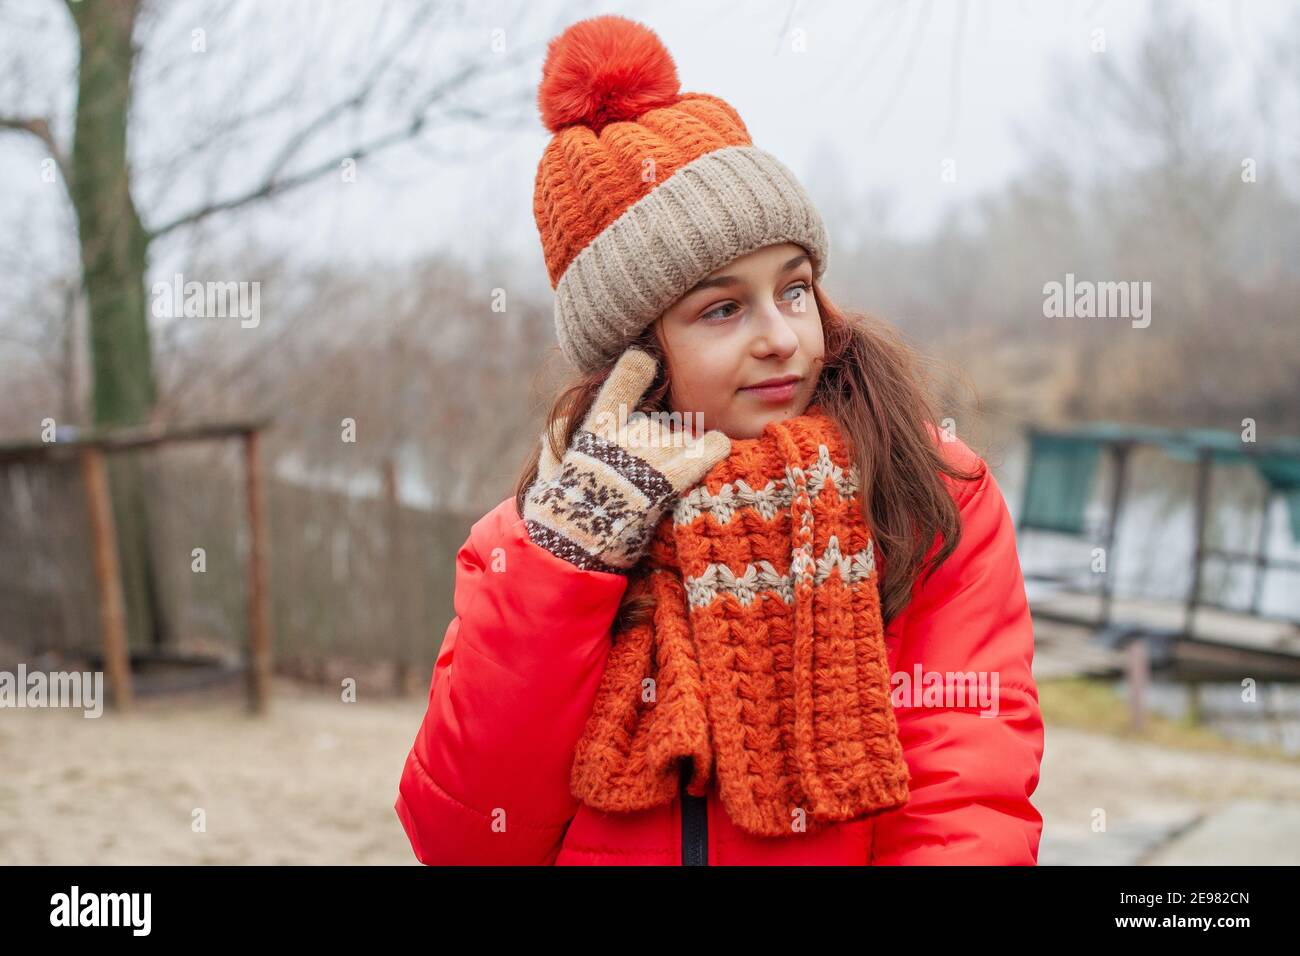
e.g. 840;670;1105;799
0;678;426;865
4;677;1300;865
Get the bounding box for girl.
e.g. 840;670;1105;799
395;14;1044;865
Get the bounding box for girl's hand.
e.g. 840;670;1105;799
523;348;731;573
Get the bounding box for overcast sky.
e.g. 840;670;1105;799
0;0;1291;302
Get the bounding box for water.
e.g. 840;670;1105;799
995;436;1300;620
1114;678;1300;755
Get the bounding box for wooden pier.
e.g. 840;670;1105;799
1016;422;1300;727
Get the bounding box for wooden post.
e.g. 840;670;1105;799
1186;681;1202;727
1127;636;1148;733
80;446;133;711
243;430;272;714
1249;489;1273;616
1184;449;1213;635
1099;442;1131;628
383;457;413;695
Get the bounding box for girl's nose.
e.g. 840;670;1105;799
750;305;800;359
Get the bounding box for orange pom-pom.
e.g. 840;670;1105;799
538;15;681;134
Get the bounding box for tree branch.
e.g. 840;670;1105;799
148;20;543;241
0;114;71;187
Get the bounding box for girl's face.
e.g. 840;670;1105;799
654;242;824;440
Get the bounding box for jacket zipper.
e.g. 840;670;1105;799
679;759;708;866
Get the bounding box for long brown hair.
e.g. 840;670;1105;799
514;282;984;632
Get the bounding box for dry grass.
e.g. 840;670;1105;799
1038;676;1300;764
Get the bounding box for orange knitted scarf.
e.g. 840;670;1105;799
570;404;911;837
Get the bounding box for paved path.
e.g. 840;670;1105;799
1036;726;1300;865
1143;801;1300;865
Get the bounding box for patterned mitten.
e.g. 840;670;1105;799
523;348;732;573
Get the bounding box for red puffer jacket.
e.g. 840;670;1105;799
394;432;1045;864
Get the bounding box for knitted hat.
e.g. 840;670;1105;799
533;15;830;374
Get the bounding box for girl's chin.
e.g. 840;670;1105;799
673;400;807;441
747;405;811;436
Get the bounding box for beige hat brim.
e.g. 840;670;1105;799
552;145;830;374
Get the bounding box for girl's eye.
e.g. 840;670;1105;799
700;302;738;323
781;282;810;304
699;282;809;323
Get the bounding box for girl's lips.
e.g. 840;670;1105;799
738;379;800;403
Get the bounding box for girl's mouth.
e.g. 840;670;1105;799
738;377;801;403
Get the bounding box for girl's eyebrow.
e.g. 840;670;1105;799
683;253;810;297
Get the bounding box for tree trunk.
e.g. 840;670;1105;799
68;0;169;652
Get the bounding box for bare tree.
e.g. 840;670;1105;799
0;0;552;649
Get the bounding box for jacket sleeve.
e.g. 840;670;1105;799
869;444;1045;865
394;496;628;865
